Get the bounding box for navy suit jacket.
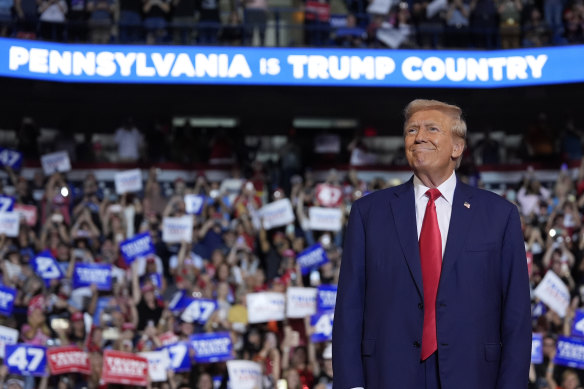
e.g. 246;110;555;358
332;177;531;389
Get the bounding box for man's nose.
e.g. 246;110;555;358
414;128;427;143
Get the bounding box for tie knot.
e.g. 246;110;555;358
425;188;442;202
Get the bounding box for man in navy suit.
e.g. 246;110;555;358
332;99;531;388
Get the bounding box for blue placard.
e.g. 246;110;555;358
119;232;155;264
297;244;329;276
164;342;192;372
532;301;547;319
0;148;22;169
5;344;47;376
72;263;112;290
190;332;233;363
532;333;543;364
310;310;334;343
0;196;14;212
2;38;584;88
180;298;218;325
92;297;112;326
572;309;584;338
168;290;191;312
0;285;16;316
555;336;584;369
185;195;206;215
31;251;63;287
141;273;162;290
317;285;337;312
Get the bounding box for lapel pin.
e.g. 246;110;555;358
464;202;470;209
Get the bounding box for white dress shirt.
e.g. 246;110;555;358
349;172;457;389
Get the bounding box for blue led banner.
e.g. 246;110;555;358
1;38;583;87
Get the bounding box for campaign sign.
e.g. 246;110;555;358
190;332;233;363
168;290;191;313
0;195;15;212
72;263;112;291
0;285;16;316
0;325;18;359
309;207;343;232
316;184;343;207
286;287;317;318
164;342;191;372
120;232;155;265
246;292;286;324
93;297;112;326
47;346;91;375
572;310;584;338
115;169;143;195
310;310;335;343
532;301;547;320
13;204;37;226
0;212;20;237
5;344;47;376
259;199;295;230
317;285;337;312
532;333;543;364
180;298;218;325
184;194;206;215
102;350;148;386
0;148;22;169
554;336;584;369
162;215;193;243
41;151;71;174
534;270;570;317
142;273;162;290
159;332;179;347
296;244;329;276
226;360;262;389
139;350;170;382
31;251;64;287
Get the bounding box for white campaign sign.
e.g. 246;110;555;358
534;271;570;317
114;169;143;194
227;360;262;389
0;212;19;237
259;199;295;230
309;207;343;232
139;350;170;382
247;292;286;324
162;216;193;243
286;287;317;318
0;326;18;358
41;151;71;174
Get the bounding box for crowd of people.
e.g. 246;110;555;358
0;0;582;47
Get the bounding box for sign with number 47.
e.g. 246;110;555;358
5;344;47;376
310;310;334;343
0;148;22;169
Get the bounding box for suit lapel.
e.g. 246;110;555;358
389;178;423;298
439;179;474;292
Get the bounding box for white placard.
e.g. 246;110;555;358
309;207;343;232
367;0;393;14
286;287;317;318
246;292;286;324
426;0;447;18
114;169;143;194
0;212;19;237
41;151;71;175
534;271;570;318
0;325;18;358
162;216;193;243
227;360;262;389
139;350;170;383
259;199;295;230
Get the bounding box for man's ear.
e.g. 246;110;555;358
451;138;465;160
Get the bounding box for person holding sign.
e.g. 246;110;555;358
333;99;531;388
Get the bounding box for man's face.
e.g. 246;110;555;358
404;109;464;179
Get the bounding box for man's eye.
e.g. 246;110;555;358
407;128;417;134
429;127;439;132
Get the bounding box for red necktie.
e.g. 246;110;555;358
419;188;442;361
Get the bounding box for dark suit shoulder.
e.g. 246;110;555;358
462;182;518;214
351;183;406;210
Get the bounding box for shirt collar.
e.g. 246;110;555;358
413;171;457;204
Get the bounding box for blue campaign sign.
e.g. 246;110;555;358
310;310;334;343
164;342;192;372
0;148;22;169
190;332;232;363
93;297;112;326
0;196;15;212
297;244;329;276
317;285;337;311
72;263;112;290
1;38;584;88
0;285;16;316
180;298;218;325
119;232;155;264
168;290;191;312
184;194;206;215
532;301;547;319
5;344;47;376
572;310;584;338
141;273;162;290
555;336;584;369
532;333;543;364
31;251;63;287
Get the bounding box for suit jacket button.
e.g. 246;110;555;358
413;341;421;348
418;303;423;310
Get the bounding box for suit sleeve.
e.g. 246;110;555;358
497;205;531;389
333;201;367;389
